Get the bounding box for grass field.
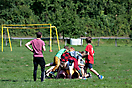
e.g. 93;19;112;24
0;40;132;88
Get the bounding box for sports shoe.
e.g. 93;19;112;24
49;72;56;78
49;71;54;74
78;76;82;79
98;75;104;79
82;77;87;80
87;72;92;78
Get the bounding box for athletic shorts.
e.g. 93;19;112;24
85;63;93;69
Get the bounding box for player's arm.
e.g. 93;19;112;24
86;51;89;55
77;51;82;57
25;42;33;52
82;58;85;63
78;59;85;66
82;51;89;58
42;45;46;51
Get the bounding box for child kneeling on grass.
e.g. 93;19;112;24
69;47;83;79
48;46;69;76
84;37;104;79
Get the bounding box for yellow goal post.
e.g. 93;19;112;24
1;24;60;52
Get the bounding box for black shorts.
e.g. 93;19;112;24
85;63;93;69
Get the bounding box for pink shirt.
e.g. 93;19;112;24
30;39;45;57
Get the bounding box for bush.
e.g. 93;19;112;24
129;32;132;40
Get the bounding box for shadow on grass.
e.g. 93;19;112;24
1;80;32;82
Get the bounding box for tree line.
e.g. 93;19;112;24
0;0;132;38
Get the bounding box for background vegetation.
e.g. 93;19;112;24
0;0;132;38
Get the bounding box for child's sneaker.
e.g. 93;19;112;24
82;77;87;80
49;71;54;74
49;71;55;77
98;75;104;79
78;76;82;79
87;72;92;78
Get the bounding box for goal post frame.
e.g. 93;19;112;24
1;24;60;52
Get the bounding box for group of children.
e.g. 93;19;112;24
25;32;104;82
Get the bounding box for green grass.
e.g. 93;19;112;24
0;42;132;88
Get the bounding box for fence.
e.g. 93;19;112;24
80;37;131;46
4;37;130;47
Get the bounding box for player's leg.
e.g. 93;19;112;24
52;56;60;72
69;63;74;79
89;68;99;75
82;63;91;79
45;62;54;67
33;57;38;81
46;66;55;73
46;66;55;76
39;57;45;82
89;64;104;79
81;67;85;77
56;66;61;79
88;63;99;75
84;65;88;77
73;58;82;78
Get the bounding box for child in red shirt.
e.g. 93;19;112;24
84;37;104;79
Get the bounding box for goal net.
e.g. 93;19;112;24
1;24;60;52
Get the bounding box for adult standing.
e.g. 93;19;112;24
25;32;46;82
